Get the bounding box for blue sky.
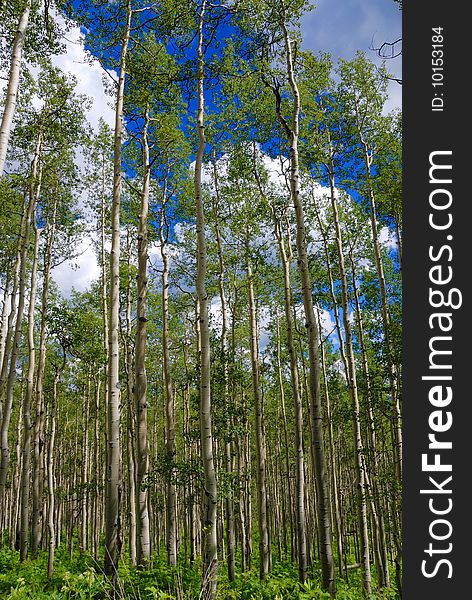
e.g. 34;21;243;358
45;1;401;297
302;0;402;111
302;0;401;59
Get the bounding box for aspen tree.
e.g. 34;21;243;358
0;130;41;493
32;196;57;554
0;0;32;175
123;232;137;565
309;93;372;589
348;243;390;588
0;199;26;407
135;111;151;565
190;0;218;600
342;67;404;578
80;373;92;552
104;0;132;582
194;1;218;596
22;63;90;554
328;180;371;595
0;3;403;596
19;213;39;561
210;152;235;581
44;299;76;577
252;151;307;582
273;320;295;562
9;377;24;545
0;268;12;374
85;124;112;561
318;314;346;579
338;56;402;483
373;114;402;271
245;221;270;580
47;348;66;580
271;5;336;593
160;170;177;568
92;375;101;560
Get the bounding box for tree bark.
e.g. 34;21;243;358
32;194;57;555
0;268;12;377
135;111;151;566
47;355;65;580
318;317;346;579
245;227;270;580
19;214;40;561
80;374;91;552
358;128;402;484
273;212;308;583
123;239;137;565
194;2;218;595
159;174;178;568
328;165;371;595
275;15;336;595
349;244;390;588
253;150;308;581
104;0;132;582
211;153;235;582
0;0;31;175
0;132;41;493
0;195;27;409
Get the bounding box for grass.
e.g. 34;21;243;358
0;545;400;599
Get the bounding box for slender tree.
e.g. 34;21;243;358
0;0;32;175
104;0;132;582
135;110;151;566
271;5;336;593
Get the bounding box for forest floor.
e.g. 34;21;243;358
0;545;400;599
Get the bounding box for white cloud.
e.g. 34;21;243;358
209;294;272;353
0;13;116;130
301;0;402;113
258;305;272;351
38;15;115;297
332;358;346;379
209;295;223;335
379;226;397;250
319;307;336;338
17;11;399;302
148;241;165;273
51;18;115;130
52;238;100;296
293;303;339;348
384;81;402;115
261;152;290;192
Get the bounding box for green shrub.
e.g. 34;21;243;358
0;546;400;599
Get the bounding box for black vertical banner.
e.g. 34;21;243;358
404;2;469;599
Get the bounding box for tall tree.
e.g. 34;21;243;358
194;2;218;596
104;0;132;582
253;153;308;582
19;208;39;561
269;4;336;593
338;55;402;484
134;111;151;565
0;0;32;175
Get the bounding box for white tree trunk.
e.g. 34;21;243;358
32;195;57;554
194;2;218;596
19;216;40;561
328;167;371;595
135;112;151;566
0;1;31;175
246;233;270;580
278;18;336;595
0;132;41;493
104;0;132;581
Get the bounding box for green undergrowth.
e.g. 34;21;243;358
0;546;400;599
